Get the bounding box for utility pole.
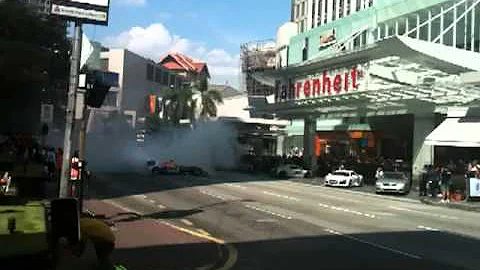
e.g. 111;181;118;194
77;91;88;211
59;22;83;198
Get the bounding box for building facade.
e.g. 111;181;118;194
255;0;480;181
88;49;182;132
292;0;375;33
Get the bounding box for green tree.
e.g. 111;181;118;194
195;77;224;120
0;0;69;132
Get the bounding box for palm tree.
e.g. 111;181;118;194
161;85;195;126
195;77;224;121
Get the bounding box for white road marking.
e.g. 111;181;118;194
198;189;240;201
262;191;300;202
226;183;247;190
324;229;422;259
105;199;143;214
417;225;440;232
180;219;194;226
245;204;293;220
389;206;459;220
157;204;167;209
318;203;376;219
256;219;278;223
132;194;147;199
148;199;156;204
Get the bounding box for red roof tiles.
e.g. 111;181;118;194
159;52;209;76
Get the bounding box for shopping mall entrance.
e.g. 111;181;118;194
314;115;415;163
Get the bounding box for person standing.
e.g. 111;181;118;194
47;147;56;180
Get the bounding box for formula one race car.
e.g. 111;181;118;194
147;159;208;177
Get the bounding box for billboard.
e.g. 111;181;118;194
50;0;110;25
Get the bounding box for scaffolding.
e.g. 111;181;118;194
240;39;277;97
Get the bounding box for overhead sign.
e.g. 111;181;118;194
50;0;110;25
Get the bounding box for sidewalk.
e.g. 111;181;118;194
84;199;222;270
420;196;480;212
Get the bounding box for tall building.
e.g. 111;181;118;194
292;0;375;33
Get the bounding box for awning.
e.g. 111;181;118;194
425;117;480;147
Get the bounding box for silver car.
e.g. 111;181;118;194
375;171;411;194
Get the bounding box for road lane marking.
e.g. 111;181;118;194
157;204;167;209
225;183;247;190
256;219;278;223
417;225;440;232
323;229;422;259
262;191;300;202
161;220;226;244
199;189;240;201
132;194;147;199
148;199;156;204
244;204;293;220
318;203;376;219
389;206;459;220
180;219;194;226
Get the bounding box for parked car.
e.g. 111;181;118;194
324;170;363;187
274;164;309;178
375;171;411;194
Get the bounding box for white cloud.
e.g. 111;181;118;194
115;0;146;6
103;23;240;87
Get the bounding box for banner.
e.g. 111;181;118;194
469;178;480;197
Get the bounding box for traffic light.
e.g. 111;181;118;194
84;70;119;108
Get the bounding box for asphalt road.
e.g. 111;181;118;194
89;171;480;270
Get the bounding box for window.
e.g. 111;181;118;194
356;0;361;11
169;74;176;87
301;1;305;16
154;67;162;83
100;58;109;71
162;72;169;85
311;0;316;28
333;0;337;20
146;63;154;81
302;37;309;61
296;4;300;18
339;0;344;18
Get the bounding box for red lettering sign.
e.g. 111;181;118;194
292;66;362;100
303;80;311;97
312;79;321;96
333;74;342;93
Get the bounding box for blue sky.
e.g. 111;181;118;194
83;0;290;88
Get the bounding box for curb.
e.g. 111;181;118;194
420;198;480;213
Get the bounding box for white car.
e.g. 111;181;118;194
325;170;363;187
275;164;309;178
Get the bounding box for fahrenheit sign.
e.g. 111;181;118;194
275;65;366;102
